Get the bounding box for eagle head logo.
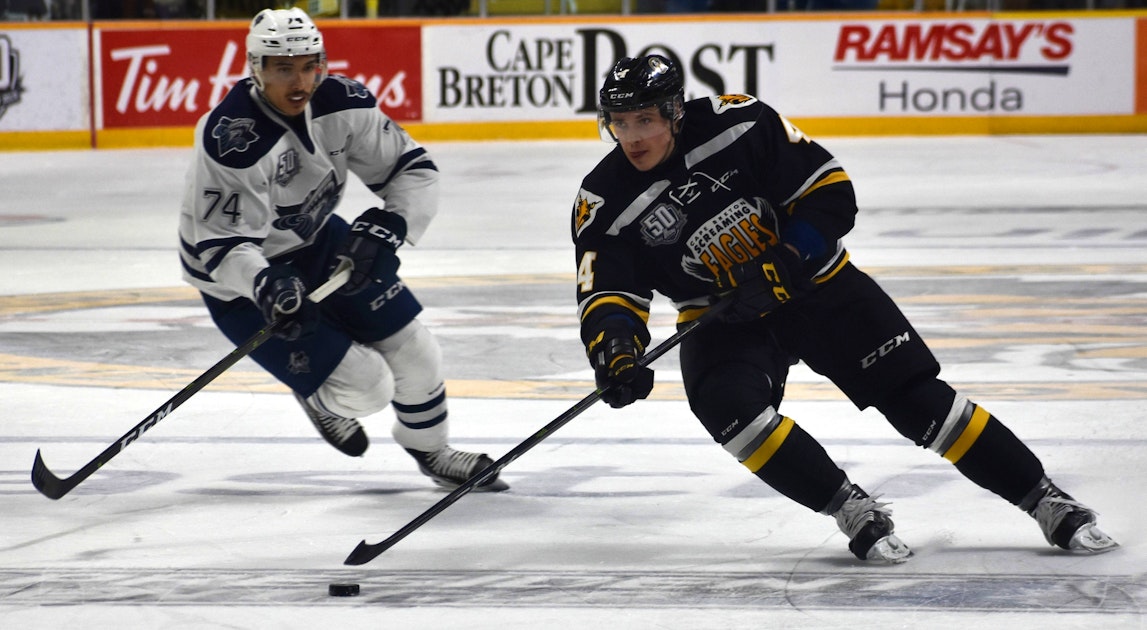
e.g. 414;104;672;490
573;189;605;236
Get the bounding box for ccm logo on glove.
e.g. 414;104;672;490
338;207;407;296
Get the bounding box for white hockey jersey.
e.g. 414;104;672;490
178;75;439;302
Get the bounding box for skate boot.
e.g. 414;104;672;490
293;392;368;457
406;446;510;492
827;483;912;563
1025;478;1118;553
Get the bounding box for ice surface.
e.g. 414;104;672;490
1;135;1145;629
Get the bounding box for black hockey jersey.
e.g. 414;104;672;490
572;95;859;341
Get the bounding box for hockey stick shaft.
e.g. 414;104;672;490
343;299;730;566
30;261;353;500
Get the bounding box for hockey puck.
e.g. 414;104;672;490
329;583;360;597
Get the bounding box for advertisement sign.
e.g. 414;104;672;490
423;21;779;123
0;25;88;133
3;13;1145;149
94;21;422;131
422;16;1141;123
828;17;1136;117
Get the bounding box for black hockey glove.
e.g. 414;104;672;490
254;264;319;341
714;245;809;323
337;207;407;296
587;322;654;409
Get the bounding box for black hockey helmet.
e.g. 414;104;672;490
597;55;685;142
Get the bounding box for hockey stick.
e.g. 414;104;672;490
30;260;353;500
343;298;730;566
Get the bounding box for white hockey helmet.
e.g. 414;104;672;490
246;8;327;91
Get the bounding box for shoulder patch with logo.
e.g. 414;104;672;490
574;188;605;237
211;116;260;156
640;203;687;247
709;94;757;114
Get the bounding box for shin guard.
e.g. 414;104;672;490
723;407;847;511
930;397;1045;506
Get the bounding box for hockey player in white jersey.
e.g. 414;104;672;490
178;8;506;492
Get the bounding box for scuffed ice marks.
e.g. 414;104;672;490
0;568;1143;612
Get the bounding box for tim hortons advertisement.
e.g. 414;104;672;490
95;22;422;130
0;25;88;132
421;16;1141;123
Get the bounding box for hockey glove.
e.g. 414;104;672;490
254;264;320;341
337;207;407;296
587;322;654;409
715;245;809;323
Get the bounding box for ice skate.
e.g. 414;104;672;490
406;446;509;492
293;392;368;457
1028;480;1118;553
830;484;912;564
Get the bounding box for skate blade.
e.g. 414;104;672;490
1068;524;1120;553
865;534;913;564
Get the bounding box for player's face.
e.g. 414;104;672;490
608;107;675;172
259;54;323;117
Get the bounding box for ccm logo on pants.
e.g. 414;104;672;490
861;332;910;369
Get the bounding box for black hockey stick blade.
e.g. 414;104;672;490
31;448;74;500
343;299;730;566
30;262;352;500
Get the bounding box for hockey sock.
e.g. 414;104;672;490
725;408;847;511
934;401;1045;506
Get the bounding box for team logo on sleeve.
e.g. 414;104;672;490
211;116;259;156
332;75;371;99
710;94;756;113
574;189;605;237
287;351;311;375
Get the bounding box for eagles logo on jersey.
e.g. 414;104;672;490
681;197;780;282
712;94;756;112
574;189;604;237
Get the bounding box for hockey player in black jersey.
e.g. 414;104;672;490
572;54;1116;562
179;8;506;492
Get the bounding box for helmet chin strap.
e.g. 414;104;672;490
249;60;264;92
654;135;678;168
